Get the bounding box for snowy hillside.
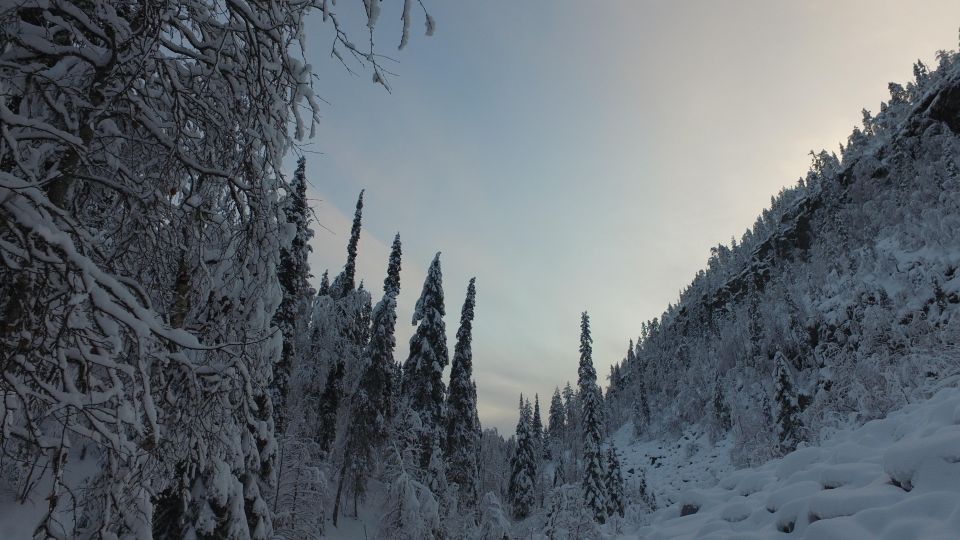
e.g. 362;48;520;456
605;46;960;469
630;385;960;539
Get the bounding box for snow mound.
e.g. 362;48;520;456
636;387;960;539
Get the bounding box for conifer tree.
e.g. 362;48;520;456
774;351;802;455
562;382;578;442
548;388;566;441
630;340;651;435
713;381;732;432
272;157;314;432
578;312;607;523
317;361;345;454
532;394;544;450
335;234;403;520
508;396;536;519
604;447;625;518
444;278;482;509
403;253;450;470
330;190;364;299
319;270;330;296
560;381;579;484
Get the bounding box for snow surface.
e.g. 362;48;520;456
623;386;960;539
611;424;735;512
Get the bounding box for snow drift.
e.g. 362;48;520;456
635;385;960;539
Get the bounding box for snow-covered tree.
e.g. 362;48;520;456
319;270;331;296
712;381;733;432
578;312;607;523
334;234;403;521
0;0;333;532
476;491;513;540
544;485;601;540
508;397;537;519
479;428;512;501
774;351;802;455
562;382;579;445
318;361;347;454
379;447;443;540
0;0;439;535
445;278;482;509
273;157;315;432
402;253;450;470
330;191;364;299
559;381;580;484
272;437;326;539
532;394;544;452
547;388;566;458
604;447;625;518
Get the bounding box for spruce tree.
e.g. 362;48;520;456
335;234;403;521
548;388;565;439
578;312;607;523
561;382;578;443
318;270;330;296
631;340;651;436
271;157;314;432
402;253;449;470
317;360;345;454
713;381;732;432
604;447;625;518
508;396;536;519
444;278;482;509
547;387;565;458
532;394;544;451
330;190;364;299
774;351;802;455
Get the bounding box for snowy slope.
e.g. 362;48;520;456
611;424;735;512
630;386;960;539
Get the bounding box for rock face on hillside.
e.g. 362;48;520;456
605;52;960;467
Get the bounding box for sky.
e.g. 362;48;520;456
293;1;960;433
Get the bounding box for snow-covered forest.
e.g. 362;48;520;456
3;1;960;538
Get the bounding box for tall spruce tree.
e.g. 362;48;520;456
402;253;450;469
629;339;651;434
444;278;482;509
562;382;578;443
508;396;536;519
547;388;565;446
318;270;330;296
532;394;544;450
604;447;625;518
271;157;314;432
317;361;345;454
330;190;364;299
578;312;607;523
312;189;371;460
774;351;802;455
334;234;403;522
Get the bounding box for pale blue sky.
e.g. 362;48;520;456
296;2;960;432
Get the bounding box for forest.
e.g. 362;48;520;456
3;1;960;539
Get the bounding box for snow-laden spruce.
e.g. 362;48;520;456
401;253;450;473
444;277;483;510
578;312;609;524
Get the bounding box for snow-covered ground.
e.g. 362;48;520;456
625;387;960;539
612;424;735;513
